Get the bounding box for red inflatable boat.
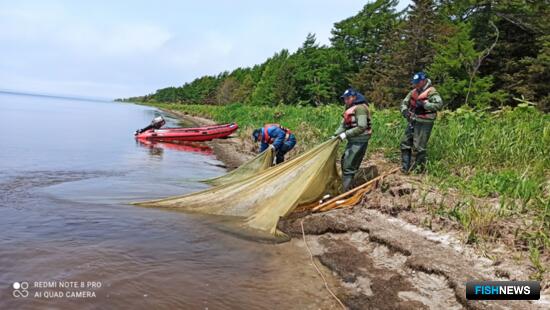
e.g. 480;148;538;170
135;123;239;142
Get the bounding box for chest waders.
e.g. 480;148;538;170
401;87;436;173
341;104;370;191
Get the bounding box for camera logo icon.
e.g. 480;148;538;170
12;282;29;298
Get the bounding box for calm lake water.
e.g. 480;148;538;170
0;92;335;309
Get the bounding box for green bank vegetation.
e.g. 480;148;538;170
153;101;549;273
154;102;549;210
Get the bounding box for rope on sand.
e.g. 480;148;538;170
300;219;347;310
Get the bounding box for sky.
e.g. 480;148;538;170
0;0;410;100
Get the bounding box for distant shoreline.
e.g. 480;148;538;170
0;89;113;103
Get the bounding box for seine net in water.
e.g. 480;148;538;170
202;147;275;186
133;138;341;241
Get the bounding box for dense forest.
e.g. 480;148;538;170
123;0;549;112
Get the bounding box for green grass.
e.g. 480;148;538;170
148;101;549;253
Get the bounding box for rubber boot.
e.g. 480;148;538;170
275;153;284;164
401;149;411;173
342;175;354;192
412;152;427;173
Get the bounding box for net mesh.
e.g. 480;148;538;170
133;138;342;241
202;147;274;186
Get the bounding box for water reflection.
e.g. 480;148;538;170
0;93;336;309
136;138;213;156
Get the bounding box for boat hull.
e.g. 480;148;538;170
135;123;238;142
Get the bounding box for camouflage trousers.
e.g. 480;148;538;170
400;120;434;172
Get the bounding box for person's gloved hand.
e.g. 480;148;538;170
269;144;276;151
417;100;427;108
401;110;410;119
338;132;347;141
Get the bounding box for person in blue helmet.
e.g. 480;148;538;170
400;72;444;173
252;124;297;164
333;88;372;191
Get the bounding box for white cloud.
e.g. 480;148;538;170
159;31;234;71
0;0;410;98
0;4;172;57
0;2;179;97
62;23;173;56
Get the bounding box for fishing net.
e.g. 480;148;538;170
133;138;342;241
202;148;275;186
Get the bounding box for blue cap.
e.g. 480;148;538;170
411;72;427;84
252;128;261;142
340;88;358;99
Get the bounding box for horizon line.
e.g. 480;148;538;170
0;89;115;103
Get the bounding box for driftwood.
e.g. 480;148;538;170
311;167;400;213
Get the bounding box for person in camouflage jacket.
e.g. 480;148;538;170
400;72;444;173
334;88;372;191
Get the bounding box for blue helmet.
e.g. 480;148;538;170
340;88;358;99
252;128;262;142
411;72;427;84
340;87;368;104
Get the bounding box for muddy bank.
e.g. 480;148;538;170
168;110;548;309
284;175;549;309
281;207;547;309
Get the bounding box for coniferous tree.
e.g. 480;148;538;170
250;50;292;105
331;0;402;72
524;35;550;111
216;77;239;105
428;21;505;109
478;0;550;109
293;34;348;105
401;0;444;74
133;0;549;111
233;74;256;104
349;0;405;107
